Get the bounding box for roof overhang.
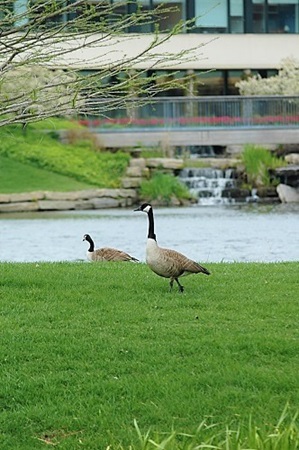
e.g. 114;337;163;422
49;33;299;71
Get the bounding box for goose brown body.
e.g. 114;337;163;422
135;203;210;292
83;234;138;262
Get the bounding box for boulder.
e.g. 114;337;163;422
126;166;143;177
122;178;142;188
0;194;11;204
285;153;299;164
0;202;39;213
276;184;299;203
38;200;77;210
9;192;45;202
91;197;119;209
275;165;299;188
130;158;146;169
146;158;184;170
45;190;101;200
118;189;137;198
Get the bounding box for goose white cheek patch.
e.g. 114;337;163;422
144;205;151;213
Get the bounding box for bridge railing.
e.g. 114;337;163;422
80;96;299;130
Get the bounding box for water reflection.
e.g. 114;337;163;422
0;204;298;263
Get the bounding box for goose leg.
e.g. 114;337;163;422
169;279;174;292
175;278;184;293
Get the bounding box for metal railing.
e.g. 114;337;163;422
81;95;299;130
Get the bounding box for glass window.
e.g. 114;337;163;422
153;0;186;31
133;0;152;33
12;0;28;26
29;0;65;27
196;71;226;96
227;70;244;95
229;0;244;33
252;0;266;32
195;0;228;33
267;0;298;33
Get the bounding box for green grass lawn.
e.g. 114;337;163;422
0;156;97;193
0;262;298;449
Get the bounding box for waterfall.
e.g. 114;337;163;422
179;167;236;205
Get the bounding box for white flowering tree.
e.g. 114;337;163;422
0;66;82;123
236;57;299;95
0;0;197;127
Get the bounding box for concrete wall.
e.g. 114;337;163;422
95;128;299;148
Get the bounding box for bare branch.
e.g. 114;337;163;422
0;0;204;126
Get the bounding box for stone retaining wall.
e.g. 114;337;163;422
0;189;137;213
121;157;184;189
0;157;185;214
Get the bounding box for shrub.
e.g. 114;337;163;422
63;128;102;151
242;145;284;187
140;172;191;204
236;57;299;95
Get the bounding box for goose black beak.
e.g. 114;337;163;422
134;206;142;212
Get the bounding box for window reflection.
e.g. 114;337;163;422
153;0;186;31
195;0;228;33
229;0;244;33
252;0;266;32
8;0;299;35
196;71;226;96
268;0;297;33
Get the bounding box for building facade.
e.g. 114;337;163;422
103;1;299;94
110;0;299;35
7;0;299;95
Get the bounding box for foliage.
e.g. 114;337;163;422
62;128;102;150
0;0;198;127
0;123;130;188
242;145;284;187
28;118;80;130
140;171;192;204
0;155;96;193
0;66;82;122
0;261;298;448
236;57;299;95
133;406;299;450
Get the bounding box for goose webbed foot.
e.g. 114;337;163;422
170;278;184;293
175;278;184;293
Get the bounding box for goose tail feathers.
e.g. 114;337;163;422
198;264;210;276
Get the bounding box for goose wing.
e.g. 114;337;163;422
94;247;138;262
160;248;210;276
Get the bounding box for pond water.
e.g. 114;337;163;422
0;203;298;263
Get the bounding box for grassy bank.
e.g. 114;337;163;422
0;156;97;193
0;262;298;449
0;121;130;190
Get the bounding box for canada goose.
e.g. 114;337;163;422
83;234;139;262
134;203;210;292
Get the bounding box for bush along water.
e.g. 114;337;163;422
242;144;284;189
140;171;193;205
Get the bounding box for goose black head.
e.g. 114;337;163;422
134;203;152;213
83;233;92;242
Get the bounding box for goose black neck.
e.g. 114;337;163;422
87;236;94;252
147;208;156;241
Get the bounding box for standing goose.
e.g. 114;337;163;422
83;234;139;262
134;203;210;292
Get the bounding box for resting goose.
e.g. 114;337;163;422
83;234;139;262
134;203;210;292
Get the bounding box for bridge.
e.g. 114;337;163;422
81;95;299;148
